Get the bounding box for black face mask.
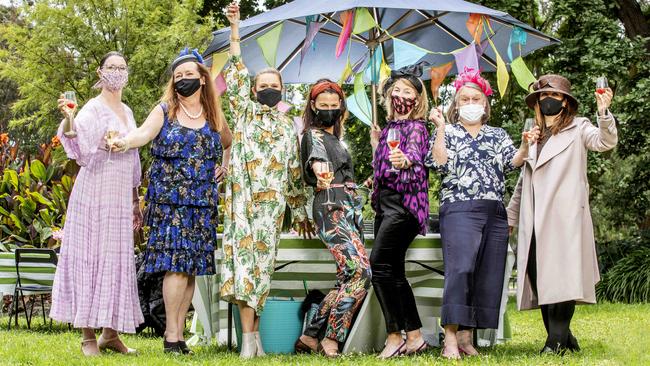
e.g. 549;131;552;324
175;78;201;97
539;97;564;116
256;88;282;107
315;108;341;127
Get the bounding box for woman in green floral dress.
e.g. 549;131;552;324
220;2;314;359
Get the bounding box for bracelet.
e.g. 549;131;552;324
230;37;240;42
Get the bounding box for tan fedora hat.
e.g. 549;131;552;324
525;74;578;110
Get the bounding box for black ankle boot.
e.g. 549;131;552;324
566;332;580;352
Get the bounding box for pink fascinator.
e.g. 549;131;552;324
453;67;493;96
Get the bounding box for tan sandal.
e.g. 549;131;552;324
81;338;100;357
98;334;137;354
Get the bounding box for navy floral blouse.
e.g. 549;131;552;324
425;123;517;206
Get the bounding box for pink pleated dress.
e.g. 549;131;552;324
50;96;144;333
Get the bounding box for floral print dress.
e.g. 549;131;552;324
425;123;517;205
300;128;371;342
220;55;309;314
143;104;223;275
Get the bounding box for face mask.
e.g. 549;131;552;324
391;95;417;116
539;97;564;116
458;104;485;124
315;108;341;127
256;88;282;107
175;78;201;97
98;69;129;92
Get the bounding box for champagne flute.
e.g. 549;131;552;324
63;91;77;126
63;91;77;113
596;76;608;95
317;161;335;206
105;130;120;164
386;128;401;173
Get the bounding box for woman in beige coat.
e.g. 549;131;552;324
507;74;617;355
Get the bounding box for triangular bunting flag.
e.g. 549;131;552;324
430;62;454;100
257;23;284;67
353;8;377;34
346;72;372;126
380;61;392;82
507;26;528;61
210;51;229;77
336;10;354;58
511;57;536;91
453;42;479;72
364;47;383;84
393;38;428;70
496;52;509;98
466;14;484;44
214;72;227;96
300;18;324;71
338;60;353;85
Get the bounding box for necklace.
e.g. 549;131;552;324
179;102;203;120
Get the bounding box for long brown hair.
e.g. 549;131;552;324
381;78;429;121
161;62;225;133
302;78;348;139
534;95;577;136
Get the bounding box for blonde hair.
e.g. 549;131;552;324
446;84;491;124
253;67;283;87
161;62;226;133
382;78;429;120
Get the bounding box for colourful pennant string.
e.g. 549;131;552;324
466;13;484;45
352;8;377;34
511;56;536;91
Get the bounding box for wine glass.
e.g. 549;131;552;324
63;91;77;120
105;130;120;163
386;128;401;173
596;76;608;95
317;161;335;206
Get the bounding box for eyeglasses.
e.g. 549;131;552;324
103;65;129;72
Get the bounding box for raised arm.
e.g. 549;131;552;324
115;105;165;150
582;88;617;152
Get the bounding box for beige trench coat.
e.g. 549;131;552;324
506;114;617;310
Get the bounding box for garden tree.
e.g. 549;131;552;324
199;0;261;26
0;5;19;134
0;0;215;151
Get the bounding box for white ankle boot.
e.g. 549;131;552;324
240;332;257;358
254;332;266;356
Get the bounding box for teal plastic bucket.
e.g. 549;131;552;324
233;298;303;354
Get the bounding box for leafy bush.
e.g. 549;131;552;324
596;246;650;304
0;134;74;251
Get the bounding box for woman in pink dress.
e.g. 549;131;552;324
50;51;144;356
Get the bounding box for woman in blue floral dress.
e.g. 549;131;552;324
114;48;231;355
425;68;538;359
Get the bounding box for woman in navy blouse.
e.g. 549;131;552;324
426;68;539;359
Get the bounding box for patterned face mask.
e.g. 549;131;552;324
95;69;129;91
391;95;417;116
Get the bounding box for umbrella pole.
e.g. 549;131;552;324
369;45;379;128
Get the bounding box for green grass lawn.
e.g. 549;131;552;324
1;299;649;365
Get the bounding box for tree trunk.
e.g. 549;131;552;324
614;0;650;53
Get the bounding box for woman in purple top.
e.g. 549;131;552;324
369;63;430;358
